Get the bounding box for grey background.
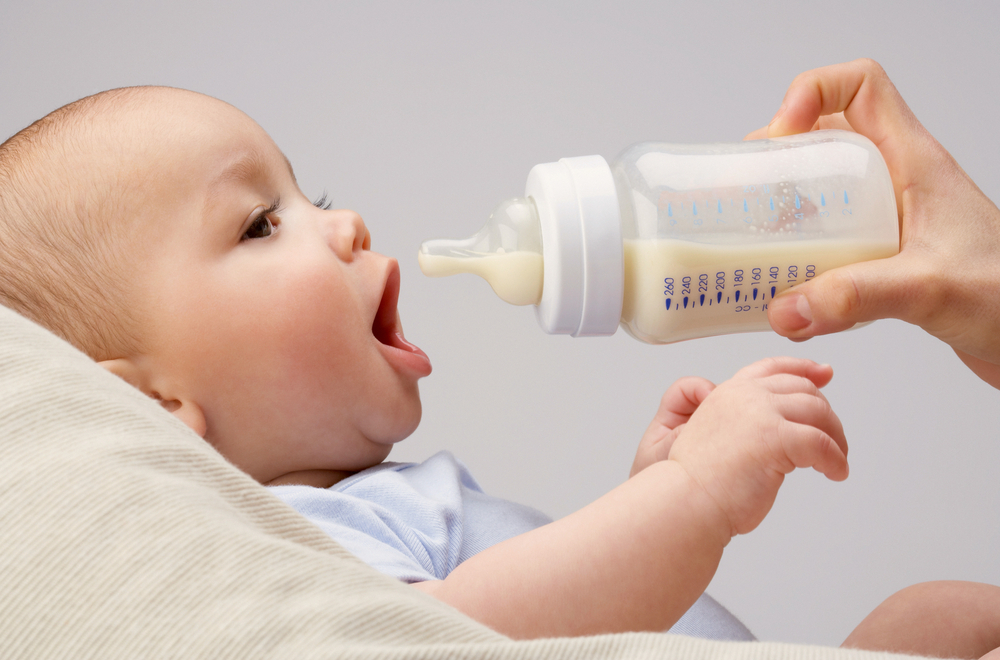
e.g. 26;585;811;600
3;0;998;647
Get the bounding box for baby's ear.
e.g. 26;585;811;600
97;358;208;438
98;358;147;391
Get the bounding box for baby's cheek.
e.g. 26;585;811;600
262;273;367;382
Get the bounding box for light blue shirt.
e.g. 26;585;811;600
268;451;551;583
269;450;754;641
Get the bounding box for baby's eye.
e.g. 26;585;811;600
241;200;281;241
242;214;275;240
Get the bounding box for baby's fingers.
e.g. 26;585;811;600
734;356;834;389
653;376;716;429
779;420;849;482
759;373;829;398
777;393;849;479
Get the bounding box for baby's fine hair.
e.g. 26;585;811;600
0;88;147;360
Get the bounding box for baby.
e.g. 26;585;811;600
0;86;990;653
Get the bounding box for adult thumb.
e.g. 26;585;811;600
767;254;917;338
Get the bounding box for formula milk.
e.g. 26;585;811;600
418;251;544;306
622;238;898;343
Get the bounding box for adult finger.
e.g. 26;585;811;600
744;112;852;141
763;59;941;215
767;249;926;338
767;59;913;144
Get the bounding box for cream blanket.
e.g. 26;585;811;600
0;304;934;659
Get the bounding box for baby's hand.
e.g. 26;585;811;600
642;357;848;538
631;376;717;477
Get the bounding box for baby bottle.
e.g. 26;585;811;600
419;130;899;344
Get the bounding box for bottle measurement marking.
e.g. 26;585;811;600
660;188;853;222
666;300;770;312
667;288;773;312
662;267;815;312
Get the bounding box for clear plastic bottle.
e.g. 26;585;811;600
419;130;899;344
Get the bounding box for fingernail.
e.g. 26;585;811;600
795;293;813;324
769;102;787;125
768;103;793;137
772;292;812;332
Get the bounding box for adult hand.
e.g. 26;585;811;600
747;59;1000;389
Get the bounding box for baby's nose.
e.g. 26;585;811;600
325;210;370;261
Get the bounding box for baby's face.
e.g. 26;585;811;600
120;89;431;485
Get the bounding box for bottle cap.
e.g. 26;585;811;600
527;155;623;336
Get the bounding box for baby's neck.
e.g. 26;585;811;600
265;469;355;489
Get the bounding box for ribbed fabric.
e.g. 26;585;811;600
0;304;942;660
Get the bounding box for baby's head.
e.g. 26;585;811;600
0;87;431;486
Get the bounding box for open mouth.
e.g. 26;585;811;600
373;263;402;348
372;260;431;375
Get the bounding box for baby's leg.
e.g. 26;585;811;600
842;581;1000;659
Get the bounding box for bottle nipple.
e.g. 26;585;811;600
418;197;544;306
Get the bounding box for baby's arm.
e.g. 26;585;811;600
414;357;847;639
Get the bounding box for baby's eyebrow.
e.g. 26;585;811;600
210;147;297;193
210;150;270;192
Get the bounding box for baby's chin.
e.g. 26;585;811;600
383;393;424;448
381;374;425;436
